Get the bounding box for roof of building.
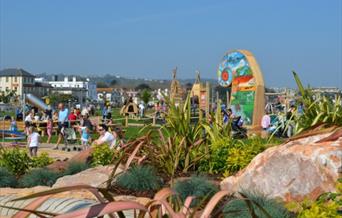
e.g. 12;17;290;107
0;68;35;77
96;88;114;93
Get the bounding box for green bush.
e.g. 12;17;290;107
287;184;341;218
199;137;269;176
116;165;162;192
63;162;89;176
173;176;218;208
0;167;17;187
199;137;232;174
19;168;60;187
0;148;31;176
297;200;339;218
224;141;265;176
223;191;292;218
31;152;54;168
91;144;116;166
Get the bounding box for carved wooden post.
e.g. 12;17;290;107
152;114;156;126
125;115;128;127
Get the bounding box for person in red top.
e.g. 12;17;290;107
68;108;78;123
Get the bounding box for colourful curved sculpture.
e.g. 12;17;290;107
217;50;265;128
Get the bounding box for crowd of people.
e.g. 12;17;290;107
11;102;122;157
6;98;303;157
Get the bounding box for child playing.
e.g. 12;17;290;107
9;117;18;132
80;126;90;150
27;126;40;157
46;118;53;143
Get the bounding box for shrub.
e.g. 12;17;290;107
63;162;90;176
297;200;339;218
287;181;341;218
224;191;292;218
199;137;232;174
0;167;17;187
0;148;31;176
31;152;54;168
173;176;218;208
19;168;60;187
116;165;162;192
91;144;116;166
224;141;264;176
200;136;269;176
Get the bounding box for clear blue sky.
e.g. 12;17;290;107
0;0;341;88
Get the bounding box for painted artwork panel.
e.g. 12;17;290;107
218;51;257;125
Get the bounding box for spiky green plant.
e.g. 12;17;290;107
19;168;60;187
223;191;292;218
162;93;205;173
173;176;218;208
63;161;90;176
292;71;342;134
116;165;162;192
0;167;17;187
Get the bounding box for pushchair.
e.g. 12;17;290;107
62;127;81;151
231;116;248;139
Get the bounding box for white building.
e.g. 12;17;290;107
0;68;51;98
48;76;97;101
96;88;123;106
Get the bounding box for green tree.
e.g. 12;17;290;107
140;89;151;105
96;81;109;88
0;90;17;103
49;93;76;105
109;79;117;87
135;83;151;90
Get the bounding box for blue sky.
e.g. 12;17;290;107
0;0;341;88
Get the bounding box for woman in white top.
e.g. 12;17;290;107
27;126;40;157
94;124;117;149
24;112;33;135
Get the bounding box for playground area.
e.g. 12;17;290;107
0;50;341;217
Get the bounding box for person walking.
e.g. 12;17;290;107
27;126;40;157
46;118;53;144
286;105;296;138
54;103;69;149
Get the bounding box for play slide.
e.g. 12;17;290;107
25;93;49;111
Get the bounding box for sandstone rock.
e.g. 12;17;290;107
221;133;342;202
47;147;94;172
53;165;123;188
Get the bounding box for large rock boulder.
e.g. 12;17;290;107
47;147;94;172
53;165;123;188
221;131;342;202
